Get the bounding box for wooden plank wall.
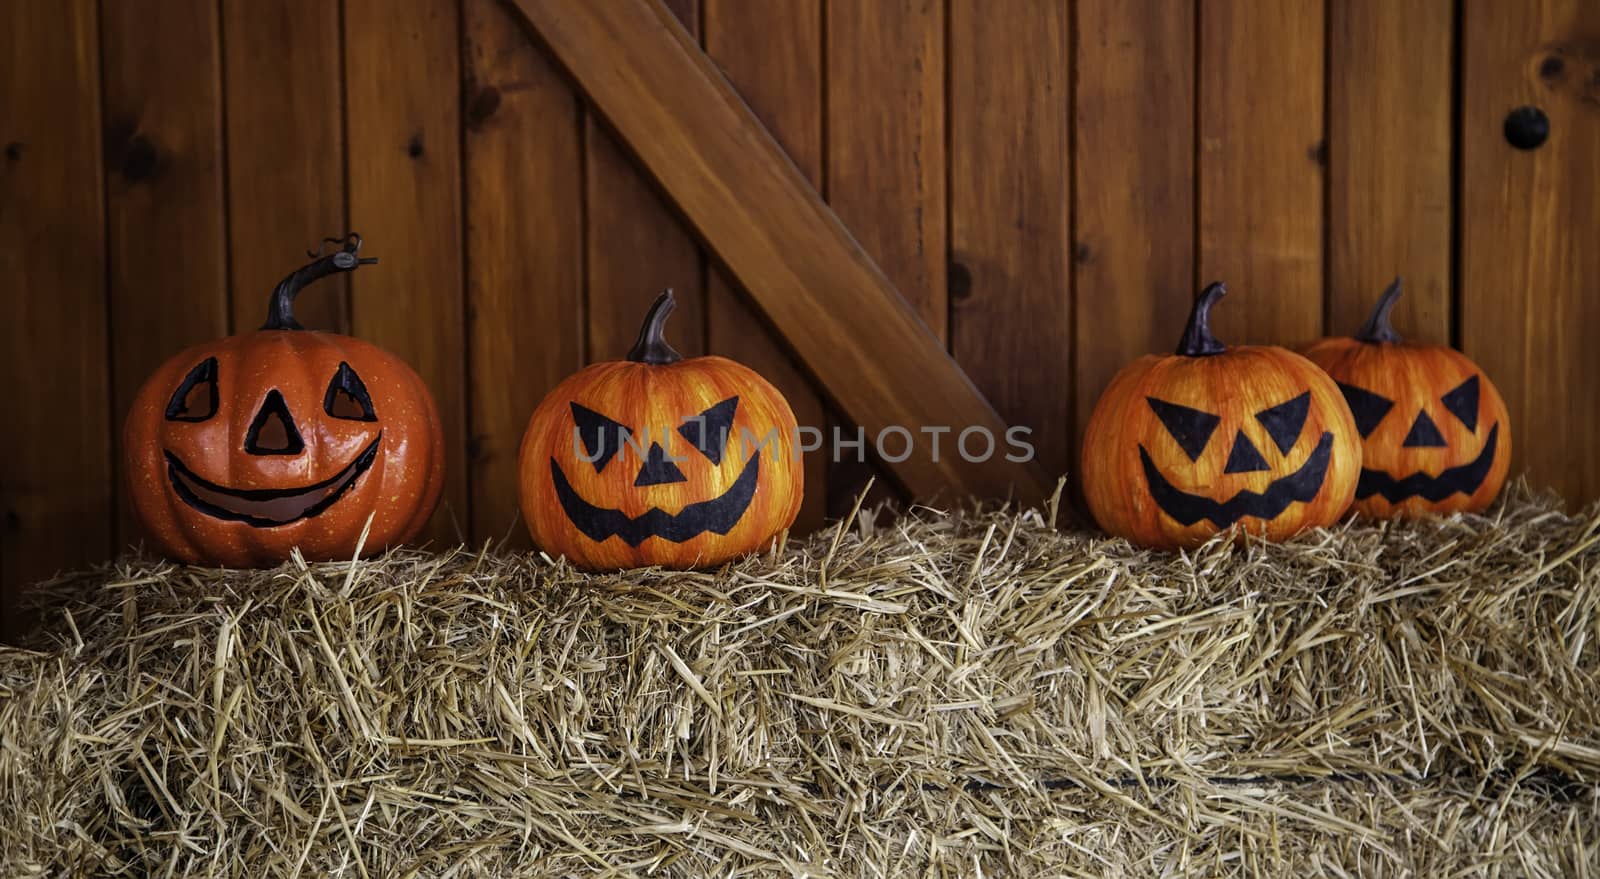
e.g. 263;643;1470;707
4;0;1598;630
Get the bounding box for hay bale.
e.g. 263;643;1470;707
2;486;1597;876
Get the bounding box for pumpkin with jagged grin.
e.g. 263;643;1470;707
1081;282;1361;550
1303;278;1510;518
123;236;445;567
518;290;803;570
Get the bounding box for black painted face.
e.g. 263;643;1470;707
161;358;382;526
1340;374;1500;503
1139;391;1334;528
550;396;757;546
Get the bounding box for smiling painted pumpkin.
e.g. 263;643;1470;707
519;290;803;570
1303;278;1510;518
1081;282;1361;550
123;235;445;567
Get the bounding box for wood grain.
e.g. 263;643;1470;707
1460;0;1600;507
1073;0;1195;479
463;0;584;547
221;0;348;335
585;0;704;363
824;0;945;516
101;0;229;545
344;0;468;544
949;0;1074;483
0;0;110;636
1328;0;1452;343
507;0;1051;504
703;0;829;534
1198;0;1324;347
827;0;947;339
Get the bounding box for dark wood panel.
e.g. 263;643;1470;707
1328;0;1452;343
0;0;110;635
585;0;704;363
222;0;348;335
1073;0;1195;476
824;0;945;516
345;0;468;544
102;0;229;544
949;0;1074;482
506;0;1050;504
463;0;584;546
827;0;947;340
1198;0;1324;346
703;0;829;534
1461;0;1600;507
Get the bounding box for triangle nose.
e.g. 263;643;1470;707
1224;429;1271;473
244;389;305;456
634;441;688;486
1402;410;1447;447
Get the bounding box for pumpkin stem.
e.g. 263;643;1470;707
261;233;378;331
1354;276;1404;344
1175;282;1228;356
626;289;684;365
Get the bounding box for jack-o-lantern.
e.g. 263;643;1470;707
518;290;803;570
1302;278;1511;518
1081;282;1361;550
123;235;445;567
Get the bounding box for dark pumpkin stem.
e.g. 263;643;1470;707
626;289;683;365
261;233;378;331
1355;276;1404;344
1175;282;1228;356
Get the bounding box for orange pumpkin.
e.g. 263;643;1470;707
123;235;445;567
1303;278;1510;518
1081;283;1361;550
518;290;803;570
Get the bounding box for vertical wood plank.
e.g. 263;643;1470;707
1461;0;1600;506
1327;0;1452;343
1073;0;1195;471
1;0;109;635
463;0;584;546
703;0;829;534
102;0;229;544
222;0;348;335
1198;0;1324;346
827;0;947;339
585;0;705;362
345;0;468;543
825;0;946;516
949;0;1073;481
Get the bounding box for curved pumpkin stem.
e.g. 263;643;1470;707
627;289;684;365
1355;276;1404;344
261;233;378;331
1175;282;1228;356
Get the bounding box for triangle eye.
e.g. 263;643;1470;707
1440;375;1480;432
1146;397;1220;461
1338;382;1395;439
678;396;739;465
1255;391;1310;454
570;403;629;473
323;362;377;421
165;357;219;422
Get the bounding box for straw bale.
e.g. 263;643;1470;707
2;484;1596;876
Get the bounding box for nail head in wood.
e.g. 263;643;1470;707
1503;106;1549;151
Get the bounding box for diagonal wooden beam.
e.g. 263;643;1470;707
502;0;1051;506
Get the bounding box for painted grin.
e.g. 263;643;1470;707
551;452;760;547
165;434;382;527
1356;423;1499;504
1140;432;1335;528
